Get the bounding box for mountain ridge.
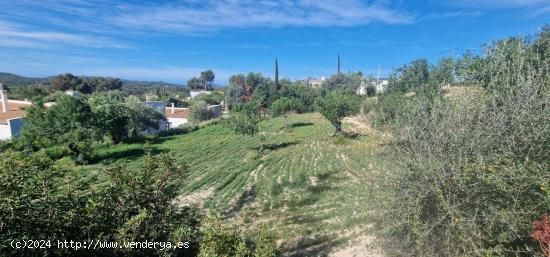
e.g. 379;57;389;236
0;72;185;87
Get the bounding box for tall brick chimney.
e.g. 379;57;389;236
171;102;175;114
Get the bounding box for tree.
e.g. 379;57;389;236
387;58;430;93
337;54;341;74
430;58;455;86
225;73;271;110
322;72;364;95
51;73;83;91
88;94;131;144
0;149;202;257
187;77;202;90
125;96;165;138
189;100;213;122
274;58;279;92
199;70;215;90
270;97;301;128
366;84;377;96
315;90;360;135
225;100;265;152
82;77;123;93
193;90;224;105
18;95;95;160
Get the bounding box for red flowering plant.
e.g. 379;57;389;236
531;214;550;257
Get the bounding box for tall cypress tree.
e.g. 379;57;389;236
275;58;279;91
337;54;341;74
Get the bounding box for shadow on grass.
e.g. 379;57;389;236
283;234;348;257
341;131;361;138
289;122;315;129
223;186;257;218
90;146;166;164
252;141;300;152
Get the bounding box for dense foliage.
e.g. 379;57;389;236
17;94;165;162
315;90;360;134
269;97;301;128
375;27;550;257
189;100;214;122
187;70;215;90
51;73;123;93
0;149;202;257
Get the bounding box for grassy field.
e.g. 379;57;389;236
78;113;388;256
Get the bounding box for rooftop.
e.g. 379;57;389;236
165;107;189;119
0;100;33;124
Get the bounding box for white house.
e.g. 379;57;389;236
163;103;221;129
356;79;389;96
165;103;189;129
375;79;389;93
0;89;33;140
189;90;212;100
306;77;325;88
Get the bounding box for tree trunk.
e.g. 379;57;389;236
258;135;265;155
334;122;342;135
285;114;288;129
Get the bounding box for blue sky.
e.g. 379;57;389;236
0;0;548;85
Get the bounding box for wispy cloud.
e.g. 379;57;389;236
0;21;134;49
450;0;550;8
419;10;482;22
1;0;414;36
112;0;413;33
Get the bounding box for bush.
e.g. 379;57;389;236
0;148;202;257
190;100;213;122
366;84;377;96
198;220;277;257
376;33;550;257
315;90;361;134
361;97;377;115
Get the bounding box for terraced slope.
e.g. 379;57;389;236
87;113;387;256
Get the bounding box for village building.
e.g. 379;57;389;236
165;103;189;129
188;90;212;100
305;77;325;88
0;88;32;140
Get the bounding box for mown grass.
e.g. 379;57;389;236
75;113;387;256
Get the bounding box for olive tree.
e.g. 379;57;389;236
315;90;360;135
225;100;265;152
270;97;301;129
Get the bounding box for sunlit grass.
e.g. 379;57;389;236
77;112;387;255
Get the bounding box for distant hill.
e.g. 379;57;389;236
0;72;185;88
0;72;51;86
121;79;184;88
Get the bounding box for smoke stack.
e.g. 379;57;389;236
171;102;175;114
145;95;150;102
0;83;7;113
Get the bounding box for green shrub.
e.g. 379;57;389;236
190;100;214;122
0;148;202;257
376;33;550;257
315;90;361;135
366;84;377;96
198;220;277;257
361;97;377;115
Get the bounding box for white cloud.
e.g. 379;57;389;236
1;0;413;36
450;0;550;8
419;10;482;21
111;0;413;33
0;21;134;49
